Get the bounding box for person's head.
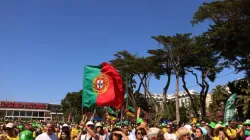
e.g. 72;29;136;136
121;124;129;135
229;120;236;128
86;121;95;130
74;123;79;129
109;128;122;140
195;127;206;139
46;123;54;135
6;123;15;136
60;130;70;140
176;127;189;140
166;124;173;133
135;128;144;139
43;126;47;132
200;120;206;127
213;124;226;137
37;127;42;133
95;122;103;134
243;120;250;131
147;127;161;140
191;124;196;131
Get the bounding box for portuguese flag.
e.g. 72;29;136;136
82;62;124;109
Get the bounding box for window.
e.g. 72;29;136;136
26;111;32;116
20;111;25;116
13;111;19;116
7;110;13;116
39;112;44;117
33;112;38;117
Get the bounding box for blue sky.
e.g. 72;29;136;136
0;0;244;104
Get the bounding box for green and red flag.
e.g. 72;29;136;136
82;62;124;109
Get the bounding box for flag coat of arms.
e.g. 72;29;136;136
82;62;124;109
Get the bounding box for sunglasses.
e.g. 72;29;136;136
96;126;102;128
87;125;94;127
137;132;142;135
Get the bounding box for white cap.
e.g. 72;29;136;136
184;125;192;130
6;123;14;128
62;124;69;127
95;122;102;127
86;121;94;126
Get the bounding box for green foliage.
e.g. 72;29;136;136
192;0;250;77
61;90;105;123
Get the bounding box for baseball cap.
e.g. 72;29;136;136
86;121;94;126
6;123;14;128
62;124;69;127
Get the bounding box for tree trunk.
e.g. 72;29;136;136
175;75;180;125
181;75;199;118
163;73;171;103
200;96;206;120
143;77;147;95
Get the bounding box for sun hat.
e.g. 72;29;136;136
95;122;102;127
213;124;226;136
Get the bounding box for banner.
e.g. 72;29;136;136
224;93;237;123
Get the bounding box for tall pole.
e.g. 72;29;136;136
126;73;129;121
175;75;180;125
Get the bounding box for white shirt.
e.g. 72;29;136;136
163;133;177;140
80;134;96;140
36;133;58;140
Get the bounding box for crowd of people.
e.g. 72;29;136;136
0;118;250;140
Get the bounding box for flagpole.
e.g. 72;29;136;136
90;107;96;122
126;73;129;122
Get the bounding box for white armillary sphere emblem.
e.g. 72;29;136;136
97;80;103;89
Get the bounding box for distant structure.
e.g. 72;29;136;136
149;89;212;108
0;101;63;121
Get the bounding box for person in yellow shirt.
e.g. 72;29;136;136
5;123;18;140
71;123;80;140
226;120;237;140
213;124;229;140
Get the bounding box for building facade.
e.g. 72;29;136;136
150;89;212;108
0;101;63;121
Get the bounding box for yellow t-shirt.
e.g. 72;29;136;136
226;128;237;137
71;128;79;137
6;135;18;140
33;131;36;138
162;128;167;133
58;133;61;139
214;136;228;140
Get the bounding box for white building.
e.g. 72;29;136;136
149;89;212;108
